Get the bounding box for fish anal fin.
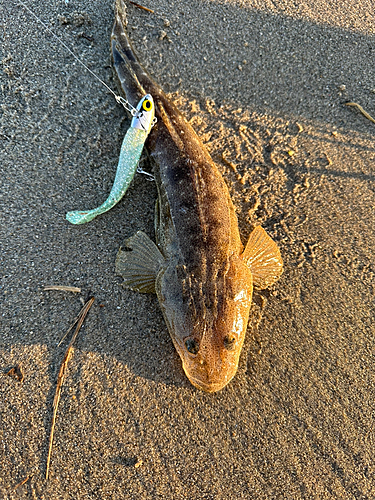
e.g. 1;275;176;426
241;226;283;289
115;231;165;293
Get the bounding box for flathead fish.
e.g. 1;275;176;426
112;0;283;392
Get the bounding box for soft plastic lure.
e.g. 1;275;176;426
66;94;155;225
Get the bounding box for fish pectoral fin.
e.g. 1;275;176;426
241;226;283;289
115;231;165;293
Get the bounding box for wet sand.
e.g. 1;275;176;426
1;0;374;498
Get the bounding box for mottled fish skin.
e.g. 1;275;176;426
112;0;283;392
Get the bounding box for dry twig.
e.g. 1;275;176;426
45;297;95;480
14;475;32;490
129;1;154;13
345;102;375;124
57;308;87;347
44;285;82;293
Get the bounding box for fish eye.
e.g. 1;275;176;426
223;335;236;351
185;338;200;355
142;99;152;111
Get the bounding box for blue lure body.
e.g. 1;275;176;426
66;94;155;225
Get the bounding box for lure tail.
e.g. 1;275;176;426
66;128;147;225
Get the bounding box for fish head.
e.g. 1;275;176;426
131;94;155;133
156;255;253;392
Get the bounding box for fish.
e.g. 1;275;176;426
66;94;155;224
112;0;283;392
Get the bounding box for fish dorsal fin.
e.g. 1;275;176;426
241;226;283;289
115;231;165;293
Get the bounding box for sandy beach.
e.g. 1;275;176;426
1;0;374;498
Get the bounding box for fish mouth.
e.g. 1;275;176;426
181;353;238;393
186;373;234;393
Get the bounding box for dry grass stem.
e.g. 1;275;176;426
57;309;87;347
129;1;154;13
44;285;82;293
345;102;375;124
45;297;95;480
14;475;32;490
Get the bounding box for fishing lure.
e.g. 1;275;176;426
66;94;155;225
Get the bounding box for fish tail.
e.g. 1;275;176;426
112;0;161;102
112;0;196;137
111;0;146;104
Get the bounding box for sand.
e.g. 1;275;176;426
1;0;374;498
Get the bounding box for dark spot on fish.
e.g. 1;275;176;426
121;245;133;252
170;167;187;183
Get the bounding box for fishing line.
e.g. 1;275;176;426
17;0;138;115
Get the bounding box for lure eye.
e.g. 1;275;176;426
142;99;152;111
185;338;200;355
